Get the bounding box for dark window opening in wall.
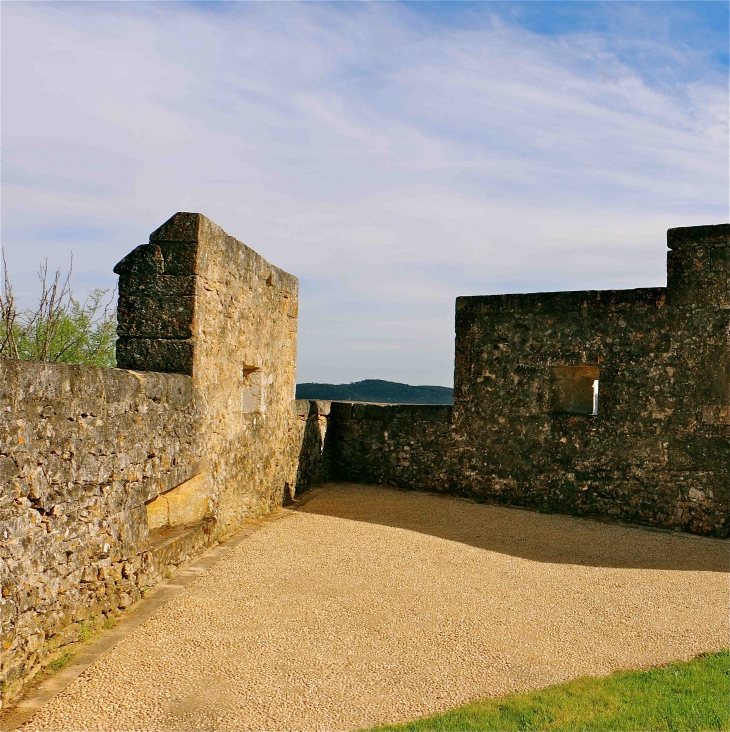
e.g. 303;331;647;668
242;365;263;414
551;365;600;416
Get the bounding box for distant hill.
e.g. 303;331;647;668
295;379;453;405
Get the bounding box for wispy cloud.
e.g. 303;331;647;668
3;2;727;385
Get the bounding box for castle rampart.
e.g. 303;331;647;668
0;214;321;708
327;403;453;490
0;360;201;705
1;215;727;709
305;225;728;540
451;224;729;536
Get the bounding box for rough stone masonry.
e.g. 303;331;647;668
0;214;325;708
330;224;730;539
1;214;728;710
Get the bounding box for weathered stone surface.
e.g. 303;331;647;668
327;403;453;492
1;213;312;708
116;337;194;376
2;215;727;711
0;359;198;707
145;494;170;531
116;296;195;339
146;472;211;530
289;400;334;497
317;224;729;539
117;213;301;527
449;224;729;537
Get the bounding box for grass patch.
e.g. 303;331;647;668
45;652;75;673
367;651;729;732
42;614;119;679
77;619;94;643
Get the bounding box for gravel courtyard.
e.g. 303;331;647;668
22;483;729;732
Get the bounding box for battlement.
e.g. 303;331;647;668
667;222;730;249
2;215;728;709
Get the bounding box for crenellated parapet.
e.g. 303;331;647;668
2;216;728;713
451;224;729;537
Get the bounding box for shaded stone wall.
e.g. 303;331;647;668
328;403;453;490
0;359;200;706
453;224;729;537
290;400;334;495
307;224;729;539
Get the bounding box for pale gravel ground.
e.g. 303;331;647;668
22;484;729;732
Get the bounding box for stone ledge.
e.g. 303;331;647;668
148;520;215;579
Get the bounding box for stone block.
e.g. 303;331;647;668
146;495;169;531
148;212;207;243
113;244;165;276
117;296;195;339
165;472;211;527
116;338;194;375
667;223;730;250
118;274;197;298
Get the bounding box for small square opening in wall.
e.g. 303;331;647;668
242;365;263;414
551;365;600;416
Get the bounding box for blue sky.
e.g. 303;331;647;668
3;1;728;386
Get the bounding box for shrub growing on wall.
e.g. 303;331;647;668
0;252;117;368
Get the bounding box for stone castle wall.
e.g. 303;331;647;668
0;214;322;709
0;361;324;708
115;213;301;527
0;359;200;705
2;214;727;709
451;224;729;537
327;403;453;490
314;224;728;538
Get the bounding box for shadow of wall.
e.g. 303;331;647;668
299;484;728;573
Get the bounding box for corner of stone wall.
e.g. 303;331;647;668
286;399;333;498
114;211;301;534
1;212;305;711
327;401;455;491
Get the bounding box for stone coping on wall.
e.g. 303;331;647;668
667;223;730;249
456;287;667;315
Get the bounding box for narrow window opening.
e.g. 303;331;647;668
242;365;263;414
551;365;599;416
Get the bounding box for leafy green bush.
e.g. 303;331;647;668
0;254;116;368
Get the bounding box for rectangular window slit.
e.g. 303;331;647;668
550;365;599;416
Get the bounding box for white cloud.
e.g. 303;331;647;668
2;2;727;385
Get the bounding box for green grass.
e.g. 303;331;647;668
77;619;94;643
45;651;75;673
366;651;729;732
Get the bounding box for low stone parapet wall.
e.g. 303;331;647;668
327;402;454;491
0;358;201;707
0;384;339;710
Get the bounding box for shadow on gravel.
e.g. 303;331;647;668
299;484;729;573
